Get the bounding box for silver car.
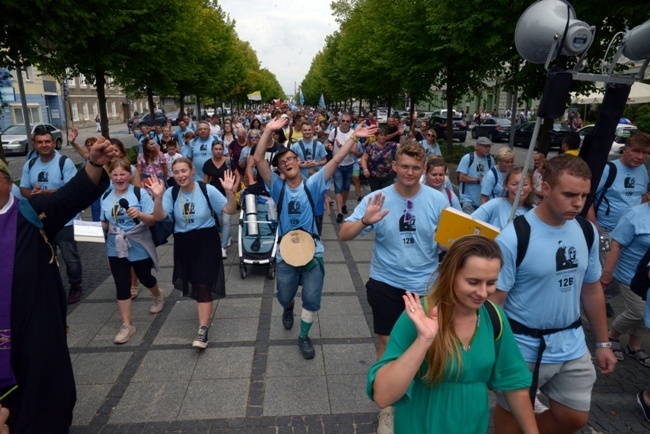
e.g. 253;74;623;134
1;123;63;156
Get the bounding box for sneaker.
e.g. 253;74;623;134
298;335;315;359
282;302;295;330
114;323;136;344
534;390;548;414
626;346;650;367
610;338;624;361
377;406;394;434
342;205;348;215
192;326;209;349
130;286;139;299
67;285;82;305
227;237;232;247
149;289;165;314
336;213;343;223
606;302;614;318
357;195;363;203
638;392;650;423
222;248;227;259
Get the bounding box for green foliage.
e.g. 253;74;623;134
439;140;473;165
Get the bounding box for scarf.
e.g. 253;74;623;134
0;198;18;388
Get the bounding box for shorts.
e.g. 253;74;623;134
366;278;407;336
334;164;353;194
496;352;596;412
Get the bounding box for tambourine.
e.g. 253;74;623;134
279;229;316;267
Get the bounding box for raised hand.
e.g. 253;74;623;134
354;123;378;138
402;291;438;343
148;176;166;198
363;192;389;224
88;136;117;166
220;169;236;192
68;127;79;143
267;116;289;131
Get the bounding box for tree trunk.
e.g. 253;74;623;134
179;93;185;116
94;69;110;139
146;86;156;130
445;67;455;155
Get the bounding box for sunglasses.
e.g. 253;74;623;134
249;135;259;139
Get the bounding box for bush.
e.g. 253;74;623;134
125;146;139;164
634;113;650;134
439;139;474;165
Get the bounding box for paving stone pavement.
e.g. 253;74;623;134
61;183;650;434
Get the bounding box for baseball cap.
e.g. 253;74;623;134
271;146;298;167
476;137;492;146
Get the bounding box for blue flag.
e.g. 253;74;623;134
299;92;304;106
319;94;325;109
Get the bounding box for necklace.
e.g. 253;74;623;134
466;310;480;351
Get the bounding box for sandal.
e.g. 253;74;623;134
626;346;650;367
609;338;624;361
131;286;139;299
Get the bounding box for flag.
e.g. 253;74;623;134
274;99;282;107
299;92;304;106
247;91;262;101
319;94;325;108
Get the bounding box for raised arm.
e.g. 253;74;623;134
253;117;289;185
323;123;377;181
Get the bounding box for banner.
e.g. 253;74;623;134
319;94;325;108
299;92;304;106
247;91;262;101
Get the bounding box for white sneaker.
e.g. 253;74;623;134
222;248;227;259
149;288;165;314
534;390;548;414
227;236;232;247
114;323;136;344
377;406;394;434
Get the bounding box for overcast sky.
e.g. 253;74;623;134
218;0;339;97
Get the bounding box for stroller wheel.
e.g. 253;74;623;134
267;266;275;280
240;264;247;279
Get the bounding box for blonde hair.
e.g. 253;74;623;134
495;147;515;162
422;236;502;385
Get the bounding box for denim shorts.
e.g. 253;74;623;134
276;259;324;311
333;164;354;194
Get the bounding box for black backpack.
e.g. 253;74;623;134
630;246;650;300
593;162;616;217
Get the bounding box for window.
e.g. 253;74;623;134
106;76;113;87
72;104;79;122
92;102;98;118
65;69;76;87
11;105;41;124
22;66;33;82
111;102;116;117
82;103;89;120
79;74;87;88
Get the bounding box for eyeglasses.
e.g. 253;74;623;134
279;156;297;166
249;135;259;139
426;134;436;138
403;199;415;226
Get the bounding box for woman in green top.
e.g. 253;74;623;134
367;236;538;434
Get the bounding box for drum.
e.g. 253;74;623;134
279;229;316;267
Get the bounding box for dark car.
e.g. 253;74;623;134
471;118;511;142
166;110;181;126
127;110;167;130
513;121;570;150
428;114;467;143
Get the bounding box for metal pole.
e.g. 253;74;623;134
16;68;32;150
508;116;543;222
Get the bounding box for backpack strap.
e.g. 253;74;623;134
171;184;180;220
593;162;616;217
575;216;595;252
27;156;38;171
513;215;531;268
484;300;503;341
444;187;453;206
490;167;498;197
133;185;141;202
197;181;215;216
27;154;70;181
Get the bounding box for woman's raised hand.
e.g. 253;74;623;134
403;291;438;343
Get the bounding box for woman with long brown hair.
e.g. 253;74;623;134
368;236;537;434
136;137;167;192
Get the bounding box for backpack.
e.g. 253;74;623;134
103;186;174;246
459;152;493;193
593;162;616;217
630;246;650;300
513;215;595;267
27;154;71;181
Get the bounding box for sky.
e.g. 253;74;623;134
218;0;339;97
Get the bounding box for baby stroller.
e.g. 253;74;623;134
238;188;278;279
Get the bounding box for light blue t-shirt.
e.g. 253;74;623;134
174;127;191;146
101;185;154;261
185;136;227;181
480;167;506;199
420;140;442;157
291;140;327;179
136;131;155;154
472;197;532;230
457;152;495;207
162;182;227;233
611;204;650;285
594;159;649;231
346;185;449;295
265;170;330;263
496;210;601;363
20;155;79;226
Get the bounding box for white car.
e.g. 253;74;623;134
577;123;638;155
376;109;388;123
1;123;63;156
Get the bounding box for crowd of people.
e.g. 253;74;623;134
2;104;650;433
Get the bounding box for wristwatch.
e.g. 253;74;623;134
594;342;612;348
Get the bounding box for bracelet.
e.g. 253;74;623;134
594;342;612;348
349;135;357;142
87;159;103;168
361;216;370;226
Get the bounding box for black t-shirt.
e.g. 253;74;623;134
202;158;231;196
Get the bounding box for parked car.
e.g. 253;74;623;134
432;109;461;119
127;110;167;130
428;114;467;143
166;110;181;126
471;118;512;142
1;123;62;156
577;123;638;154
415;111;434;124
513;121;570;150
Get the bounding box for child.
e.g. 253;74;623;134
164;139;183;187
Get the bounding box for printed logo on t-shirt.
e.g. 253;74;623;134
112;205;127;223
476;162;484;175
556;242;579;272
200;143;208;151
624;175;635;189
399;199;416;245
37;170;49;183
288;196;301;226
